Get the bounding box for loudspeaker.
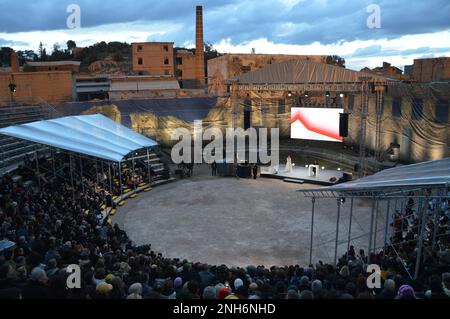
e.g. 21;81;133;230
339;113;349;137
244;110;251;130
343;172;353;182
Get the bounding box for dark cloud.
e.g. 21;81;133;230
349;45;450;58
0;38;29;47
0;0;449;46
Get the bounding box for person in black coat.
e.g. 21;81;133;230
22;267;50;299
252;164;258;180
211;161;218;176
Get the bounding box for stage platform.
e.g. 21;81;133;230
261;164;344;186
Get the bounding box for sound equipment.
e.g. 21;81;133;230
343;172;353;182
339;113;349;137
237;164;252;178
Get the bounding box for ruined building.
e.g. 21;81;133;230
131;6;206;89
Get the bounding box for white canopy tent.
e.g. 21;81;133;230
0;114;160;198
0;114;158;162
297;158;450;279
298;158;450;197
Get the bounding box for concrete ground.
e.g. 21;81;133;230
114;165;388;267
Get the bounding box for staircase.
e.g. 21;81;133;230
0;105;53;173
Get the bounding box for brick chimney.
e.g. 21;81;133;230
10;51;19;73
195;6;205;87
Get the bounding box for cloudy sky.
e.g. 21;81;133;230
0;0;449;70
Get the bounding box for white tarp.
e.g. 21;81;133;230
228;59;391;84
0;114;157;162
299;158;450;194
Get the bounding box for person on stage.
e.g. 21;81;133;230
285;155;292;173
252;164;258;180
211;161;217;176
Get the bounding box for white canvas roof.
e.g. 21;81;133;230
299;158;450;195
225;59;393;84
0;114;157;162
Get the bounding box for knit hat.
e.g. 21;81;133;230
215;283;225;295
217;287;231;299
128;283;143;296
442;273;450;286
234;278;244;290
30;267;48;283
339;265;350;278
249;282;258;292
299;290;313;299
300;276;310;286
96;282;113;295
287;289;299;299
174;277;183;288
397;285;415;298
384;279;396;291
203;286;216;299
105;274;115;284
311;280;322;294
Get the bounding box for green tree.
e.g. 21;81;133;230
0;47;14;66
326;55;346;68
38;42;47;61
67;40;77;51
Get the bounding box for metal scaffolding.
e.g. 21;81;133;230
299;181;449;280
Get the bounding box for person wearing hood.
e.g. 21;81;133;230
377;279;396;299
396;284;418;299
160;278;177;299
442;273;450;298
22;267;50;299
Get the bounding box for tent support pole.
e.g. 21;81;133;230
347;197;354;261
309;197;316;265
415;195;427;280
373;200;379;253
80;156;84;194
368;198;376;265
334;198;342;266
432;198;441;249
132;155;136;191
51;149;56;178
119;161;123;196
108;163;113;196
35;150;41;189
101;161;104;189
95;160;99;186
69;153;75;201
384;199;391;256
147;147;152;185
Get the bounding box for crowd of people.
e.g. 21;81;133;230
1;153;450;299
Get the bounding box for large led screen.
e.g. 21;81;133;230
291;107;344;142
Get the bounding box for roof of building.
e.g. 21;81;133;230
0;114;157;162
110;79;180;91
27;61;81;66
227;59;392;84
211;53;327;60
132;42;174;45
